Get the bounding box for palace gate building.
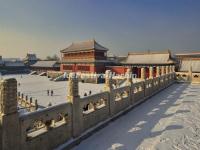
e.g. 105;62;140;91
60;40;112;73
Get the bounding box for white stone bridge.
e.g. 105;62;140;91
1;66;200;150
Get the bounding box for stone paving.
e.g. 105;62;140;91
2;74;104;107
73;83;200;150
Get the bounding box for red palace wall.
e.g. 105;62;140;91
60;64;106;73
62;50;106;61
106;66;128;74
60;50;107;73
61;64;160;77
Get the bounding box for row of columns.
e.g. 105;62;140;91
141;65;175;80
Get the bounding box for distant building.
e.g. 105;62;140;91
107;50;176;77
60;40;112;73
0;57;28;74
60;40;177;76
23;53;38;66
31;60;60;74
175;52;200;73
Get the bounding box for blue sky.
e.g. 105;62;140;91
0;0;200;58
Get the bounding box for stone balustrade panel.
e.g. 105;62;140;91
176;72;189;82
152;77;160;93
0;70;177;150
165;74;169;85
80;92;110;132
191;73;200;84
19;103;72;150
144;79;153;97
132;81;145;103
159;75;166;88
110;86;131;115
176;72;200;84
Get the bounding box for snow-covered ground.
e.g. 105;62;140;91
2;74;104;107
73;83;200;150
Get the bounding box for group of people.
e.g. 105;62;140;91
47;90;54;96
84;90;92;97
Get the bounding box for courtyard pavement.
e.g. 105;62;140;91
2;74;104;107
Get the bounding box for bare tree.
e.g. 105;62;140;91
46;54;60;61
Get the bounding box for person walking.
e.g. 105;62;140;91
89;90;92;95
51;90;54;96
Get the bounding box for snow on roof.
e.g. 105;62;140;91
176;53;200;56
179;60;200;72
121;50;175;65
3;58;21;61
31;61;60;68
175;50;200;56
3;58;25;67
4;61;25;67
60;39;109;53
0;57;25;66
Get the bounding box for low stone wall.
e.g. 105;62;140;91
110;86;131;115
47;71;63;79
17;92;38;112
80;92;110;132
19;103;72;150
191;73;200;84
176;72;200;84
0;70;176;150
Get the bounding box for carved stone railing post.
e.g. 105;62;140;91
126;69;133;86
67;73;79;102
0;78;20;150
156;66;160;77
104;70;113;92
188;66;192;82
125;69;133;103
67;73;82;137
104;70;114;115
141;67;146;80
149;66;154;79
